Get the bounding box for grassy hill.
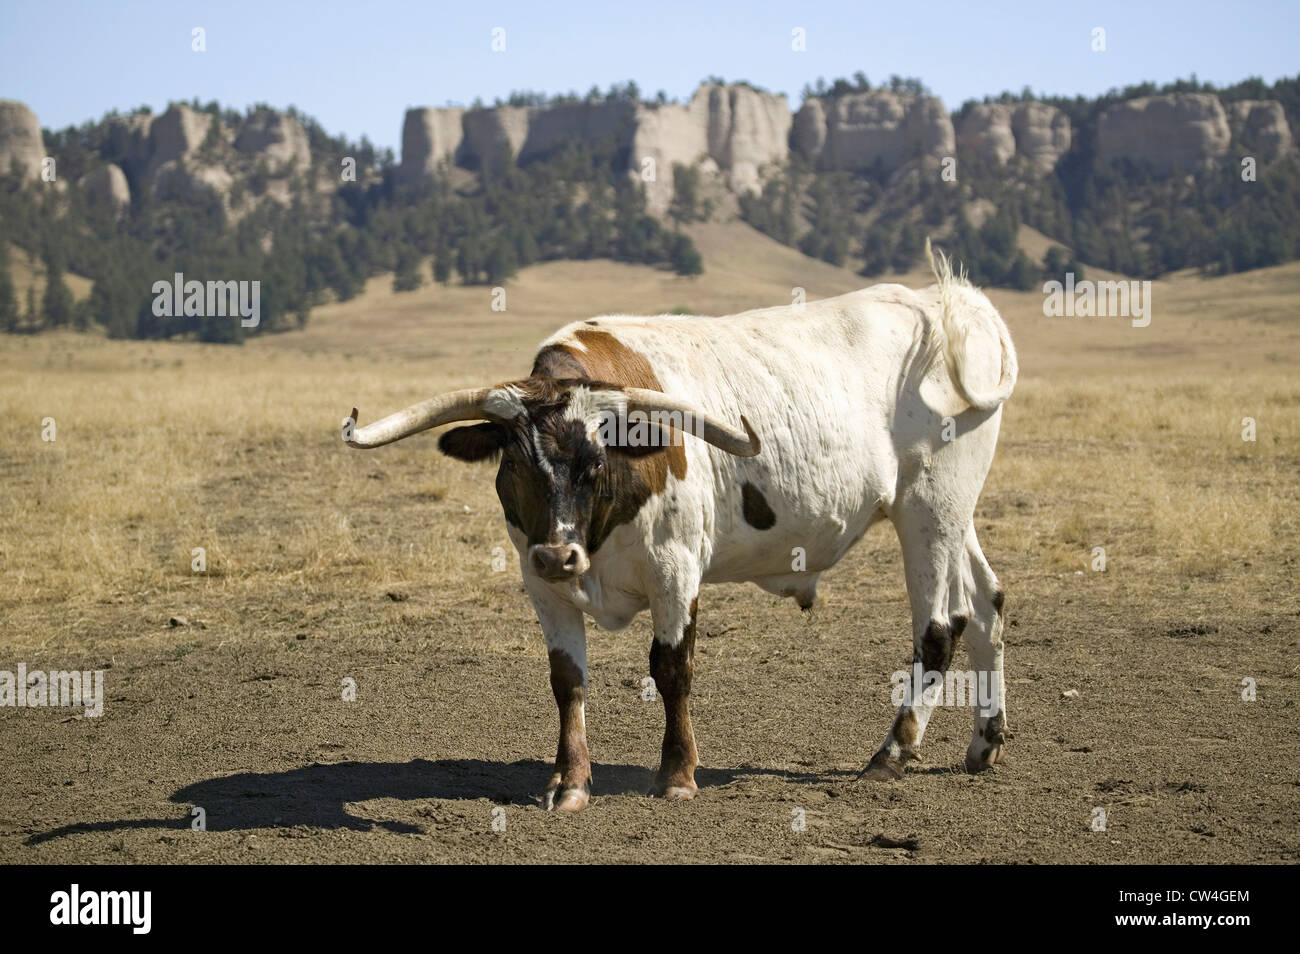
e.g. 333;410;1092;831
5;243;94;307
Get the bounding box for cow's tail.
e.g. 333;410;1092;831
924;237;1018;411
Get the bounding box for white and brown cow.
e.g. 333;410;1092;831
345;244;1017;811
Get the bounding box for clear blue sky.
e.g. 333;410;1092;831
2;0;1296;152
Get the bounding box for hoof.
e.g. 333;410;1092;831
660;785;697;801
965;745;1005;774
858;760;903;781
650;776;698;800
858;753;906;781
544;783;590;812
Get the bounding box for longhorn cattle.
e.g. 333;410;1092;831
345;243;1017;812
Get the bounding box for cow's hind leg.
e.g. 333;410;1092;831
528;585;591;812
861;498;970;780
963;527;1008;772
648;589;700;800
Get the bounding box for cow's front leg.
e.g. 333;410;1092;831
546;646;590;812
649;592;700;800
529;584;591;812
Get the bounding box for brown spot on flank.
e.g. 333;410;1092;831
741;482;776;530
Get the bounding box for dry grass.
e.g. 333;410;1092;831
1;224;1297;650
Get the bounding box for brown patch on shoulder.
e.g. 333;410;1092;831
740;482;776;530
532;328;686;487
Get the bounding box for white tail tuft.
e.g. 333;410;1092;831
924;237;1018;411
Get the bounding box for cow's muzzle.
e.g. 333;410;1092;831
529;543;590;582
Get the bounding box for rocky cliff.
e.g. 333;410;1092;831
629;84;790;213
1097;93;1230;169
0;99;46;180
1228;100;1293;161
79;162;131;211
399;84;790;214
399;107;466;181
4;84;1297;226
958;102;1070;173
792;90;954;172
235;109;311;173
89;103;313;206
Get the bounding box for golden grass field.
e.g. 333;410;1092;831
1;223;1297;863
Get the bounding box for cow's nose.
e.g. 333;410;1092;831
529;543;589;581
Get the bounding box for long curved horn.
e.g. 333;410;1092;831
619;387;761;457
345;387;495;449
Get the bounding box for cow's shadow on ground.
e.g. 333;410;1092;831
27;758;847;845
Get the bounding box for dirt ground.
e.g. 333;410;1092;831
2;228;1298;863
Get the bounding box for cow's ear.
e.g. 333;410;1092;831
438;423;507;462
606;423;672;458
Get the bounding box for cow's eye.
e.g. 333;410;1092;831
586;460;604;480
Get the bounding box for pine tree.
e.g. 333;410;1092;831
393;246;423;292
486;236;518;285
890;223;923;273
669;164;701;227
42;254;74;327
0;245;17;331
860;222;893;277
668;232;703;276
432;242;452;284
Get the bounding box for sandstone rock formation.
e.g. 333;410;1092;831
235;109;310;173
523;101;636;163
700;84;791;195
793;90;954;173
958;102;1070;173
628;99;707;214
791;97;826;164
0;99;46;180
151;159;233;202
110;105;236;203
80;163;130;211
1228;100;1292;161
461;105;532;171
958;103;1017;165
1097;93;1230;169
1012;102;1071;173
404;102;640;179
149;104;216;169
399;84;791;215
399;107;465;182
625;85;791;214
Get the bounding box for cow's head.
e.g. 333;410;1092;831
345;379;759;582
